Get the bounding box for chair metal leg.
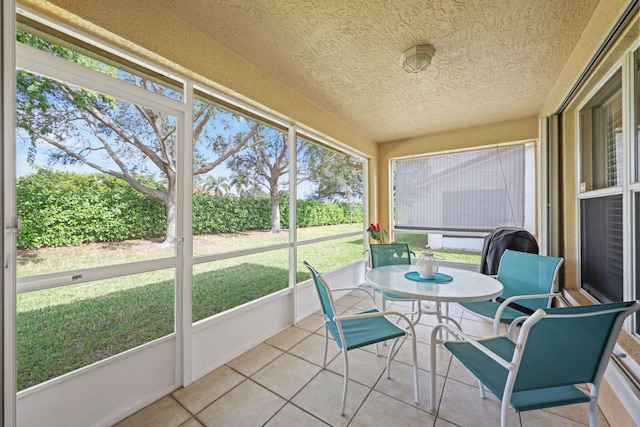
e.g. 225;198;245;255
478;380;485;398
385;335;419;405
410;332;419;404
589;384;600;427
322;326;329;367
341;350;349;415
500;399;509;427
429;331;438;411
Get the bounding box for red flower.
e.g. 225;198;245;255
367;223;388;244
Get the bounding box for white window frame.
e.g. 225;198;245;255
576;47;639;337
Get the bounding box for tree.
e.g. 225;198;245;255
16;31;258;245
308;152;363;203
227;129;287;232
227;131;324;232
204;175;230;196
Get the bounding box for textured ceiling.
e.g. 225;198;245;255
150;0;599;143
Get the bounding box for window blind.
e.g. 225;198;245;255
394;145;526;232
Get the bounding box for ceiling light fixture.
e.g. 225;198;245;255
401;45;436;73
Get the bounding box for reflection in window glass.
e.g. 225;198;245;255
296;236;364;283
16;68;177;275
193;249;289;322
296;138;364;239
580;70;622;191
192;96;289;254
16;269;175;391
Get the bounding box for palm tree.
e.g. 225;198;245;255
230;175;250;197
204;175;230;196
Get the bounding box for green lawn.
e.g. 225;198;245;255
16;225;480;390
394;232;482;264
16;225;363;390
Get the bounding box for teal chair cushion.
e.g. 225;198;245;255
326;309;406;351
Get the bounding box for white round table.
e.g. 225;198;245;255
366;264;503;325
366;264;503;303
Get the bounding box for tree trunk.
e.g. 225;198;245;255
163;187;177;246
270;190;281;233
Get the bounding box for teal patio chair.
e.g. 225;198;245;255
460;249;564;334
430;300;640;427
303;261;419;415
369;243;419;314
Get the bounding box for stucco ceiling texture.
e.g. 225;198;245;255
151;0;599;143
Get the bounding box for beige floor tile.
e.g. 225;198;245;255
288;332;341;367
326;347;387;388
226;342;283;376
333;301;353;315
296;312;325;333
334;294;364;307
265;326;311;351
264;403;330;427
446;357;486;388
458;316;497;338
520;408;588;426
114;396;192;427
435;417;461;427
436;378;521;427
252;353;321;399
372;359;443;412
535;400;610;427
197;379;285;427
112;299;620;427
291;370;370;427
393;339;452;377
413;322;437;344
350;389;435;427
353;297;377;311
178;418;203;427
172;365;244;414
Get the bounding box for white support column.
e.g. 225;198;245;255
288;126;298;324
539;115;560;256
179;81;194;386
2;1;17;425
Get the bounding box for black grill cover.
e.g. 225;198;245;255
480;227;539;275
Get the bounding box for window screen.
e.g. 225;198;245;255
581;195;624;303
394;145;527;232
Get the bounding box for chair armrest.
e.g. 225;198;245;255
493;292;560;335
493;292;560;334
495;292;561;318
507;315;531;339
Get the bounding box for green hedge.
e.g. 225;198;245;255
17;171;166;248
17;171;363;249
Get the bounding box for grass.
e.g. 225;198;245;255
16;225;363;390
16;225;480;391
394;232;482;264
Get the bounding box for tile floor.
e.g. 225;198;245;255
115;288;612;427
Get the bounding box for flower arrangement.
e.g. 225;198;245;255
367;222;388;244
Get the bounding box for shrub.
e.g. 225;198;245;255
17;171;364;248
